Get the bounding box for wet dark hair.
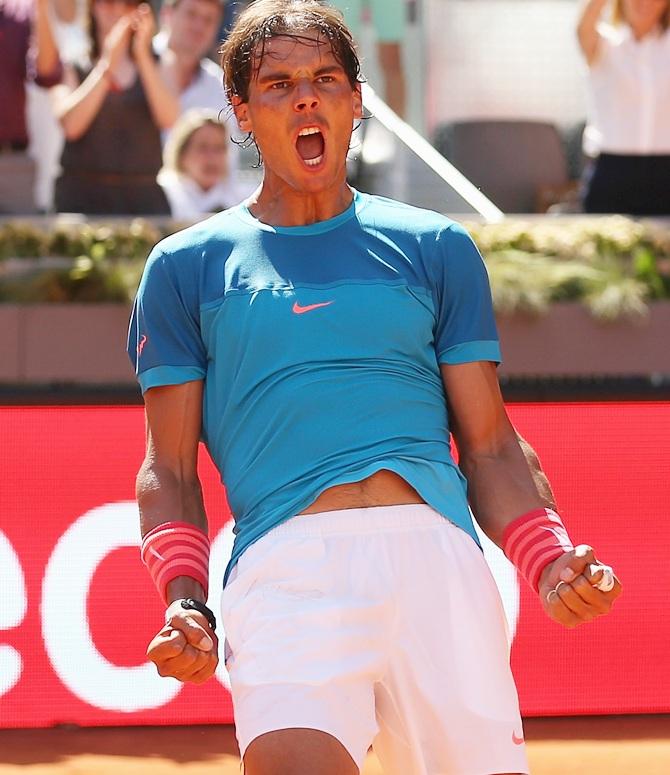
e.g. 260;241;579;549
220;0;363;104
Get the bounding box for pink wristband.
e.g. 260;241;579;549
502;508;574;592
141;521;210;605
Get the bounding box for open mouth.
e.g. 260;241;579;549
295;126;325;167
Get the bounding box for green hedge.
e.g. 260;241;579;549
1;216;669;318
465;216;670;320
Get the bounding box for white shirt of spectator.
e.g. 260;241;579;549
171;58;240;174
179;58;228;118
158;169;247;220
584;23;670;157
153;32;240;171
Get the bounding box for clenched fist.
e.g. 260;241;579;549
147;600;219;684
539;544;622;628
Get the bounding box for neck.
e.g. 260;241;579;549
247;173;354;227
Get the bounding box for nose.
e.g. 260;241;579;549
294;80;319;112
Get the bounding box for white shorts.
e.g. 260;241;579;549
221;505;529;775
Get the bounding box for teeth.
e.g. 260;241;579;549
304;155;324;166
298;127;321;136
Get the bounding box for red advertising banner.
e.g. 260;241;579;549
0;403;668;728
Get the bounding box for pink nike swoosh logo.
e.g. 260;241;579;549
512;731;524;746
292;301;334;315
137;335;147;355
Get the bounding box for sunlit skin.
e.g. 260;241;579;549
179;123;230;191
88;0;157;90
621;0;668;38
232;32;363;227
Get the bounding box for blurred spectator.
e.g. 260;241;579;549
578;0;670;215
0;0;63;213
158;109;248;218
156;0;228;118
331;0;406;117
53;0;177;214
155;0;243;174
28;0;87;212
27;0;87;212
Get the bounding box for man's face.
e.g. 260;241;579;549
165;0;222;60
233;32;363;196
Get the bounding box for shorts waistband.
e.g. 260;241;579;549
270;504;448;539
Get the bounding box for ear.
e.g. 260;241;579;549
231;96;252;133
352;84;363;121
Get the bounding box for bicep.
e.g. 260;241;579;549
143;380;204;477
440;361;516;457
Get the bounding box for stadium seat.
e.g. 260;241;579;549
433;119;571;213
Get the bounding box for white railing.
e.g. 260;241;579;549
362;84;505;223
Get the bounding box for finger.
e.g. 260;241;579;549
154;642;208;678
147;628;187;662
113;15;131;32
132;6;151;28
162;648;214;681
545;588;582;628
188;657;219;685
565;573;612;613
585;562;623;602
608;574;623;598
555;580;594;620
178;643;212;671
167;614;215;652
586;563;616;592
173;648;219;683
556;544;597;583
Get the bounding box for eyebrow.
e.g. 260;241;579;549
257;65;344;85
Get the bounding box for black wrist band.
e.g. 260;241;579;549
180;598;217;631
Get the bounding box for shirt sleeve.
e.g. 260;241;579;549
127;247;207;393
431;222;501;365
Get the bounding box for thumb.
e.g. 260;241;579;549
558;544;596;583
180;616;214;651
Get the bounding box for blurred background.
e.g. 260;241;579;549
1;0;669;772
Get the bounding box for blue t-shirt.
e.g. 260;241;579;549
128;191;501;584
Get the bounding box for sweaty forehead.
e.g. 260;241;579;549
252;32;340;77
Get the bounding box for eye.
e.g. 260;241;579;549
270;81;290;90
317;75;335;84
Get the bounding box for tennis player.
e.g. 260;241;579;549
128;2;621;773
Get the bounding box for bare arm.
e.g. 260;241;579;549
441;360;621;626
55;63;112;140
577;0;609;66
441;360;551;547
141;379;219;684
33;0;62;84
131;4;179;130
52;0;77;24
54;16;131;140
138;379;207;604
